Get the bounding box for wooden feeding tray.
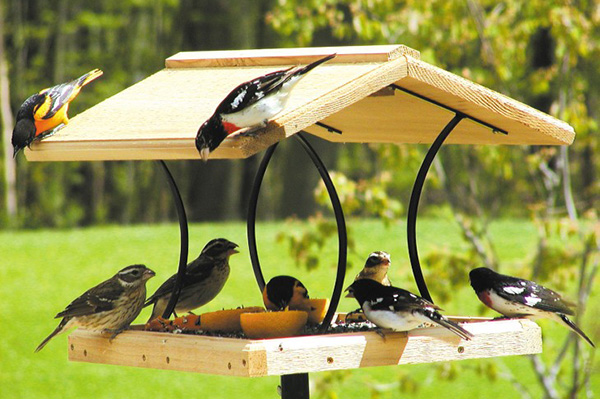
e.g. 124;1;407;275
24;44;575;162
68;317;541;376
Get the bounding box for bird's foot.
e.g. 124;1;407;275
374;328;387;342
103;328;125;341
237;120;270;137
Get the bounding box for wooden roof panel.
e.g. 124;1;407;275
24;45;574;162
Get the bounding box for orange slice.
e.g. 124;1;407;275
307;298;329;325
241;310;308;339
199;307;265;332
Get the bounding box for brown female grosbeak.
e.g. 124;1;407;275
36;264;155;352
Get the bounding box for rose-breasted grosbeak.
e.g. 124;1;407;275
12;69;103;157
36;264;155;352
195;54;336;161
347;251;392;299
347;279;473;340
262;275;313;312
469;267;595;347
145;238;239;322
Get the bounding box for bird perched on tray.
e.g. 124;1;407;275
346;279;473;340
469;267;595;347
36;264;155;352
195;54;336;161
12;69;103;157
346;251;392;299
263;275;314;312
145;238;239;322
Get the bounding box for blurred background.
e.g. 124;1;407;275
0;0;597;398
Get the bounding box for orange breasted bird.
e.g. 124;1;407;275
12;69;103;157
195;54;336;161
470;267;595;347
263;275;313;312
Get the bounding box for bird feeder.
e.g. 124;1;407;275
26;45;574;399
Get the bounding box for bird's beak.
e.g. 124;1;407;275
200;148;210;162
344;286;354;298
228;244;240;255
13;147;20;158
144;269;156;279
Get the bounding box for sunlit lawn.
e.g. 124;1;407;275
0;219;597;398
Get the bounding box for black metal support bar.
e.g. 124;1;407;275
247;133;348;399
389;84;507;135
294;133;347;332
407;114;464;302
156;160;189;319
281;373;310;399
247;143;279;292
315;121;342;135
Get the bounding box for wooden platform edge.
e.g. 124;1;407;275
68;318;541;377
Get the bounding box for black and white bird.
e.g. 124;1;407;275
469;267;595;347
36;264;155;352
195;54;336;161
347;279;473;340
144;238;239;322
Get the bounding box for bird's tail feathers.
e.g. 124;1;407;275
35;318;69;352
77;69;104;88
294;54;336;77
429;312;473;341
558;313;595;347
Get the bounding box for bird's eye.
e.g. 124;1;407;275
131;270;140;276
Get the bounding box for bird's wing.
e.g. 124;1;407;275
55;279;121;318
144;258;215;305
215;68;293;115
494;278;575;315
367;286;442;312
36;81;79;120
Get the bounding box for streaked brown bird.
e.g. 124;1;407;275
145;238;239;322
36;264;155;352
12;69;103;157
346;251;392;299
262;275;313;312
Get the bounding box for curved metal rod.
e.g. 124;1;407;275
407;114;464;302
294;133;347;332
246;133;347;332
156;160;189;319
247;143;279;292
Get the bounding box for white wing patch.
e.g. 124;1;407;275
231;90;247;109
524;294;543;307
503;286;526;295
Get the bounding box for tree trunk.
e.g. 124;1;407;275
0;3;17;224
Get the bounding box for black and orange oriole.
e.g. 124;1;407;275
12;69;103;157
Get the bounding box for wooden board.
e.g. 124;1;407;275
68;318;541;377
25;45;575;162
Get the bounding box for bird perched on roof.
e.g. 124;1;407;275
195;54;336;161
347;279;473;340
469;267;595;347
145;238;239;322
36;264;155;352
12;69;103;157
347;251;392;299
262;275;313;312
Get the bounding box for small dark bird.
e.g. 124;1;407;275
195;54;336;161
262;275;313;312
469;267;595;347
36;264;155;352
347;279;473;340
145;238;239;322
12;69;103;157
347;251;392;299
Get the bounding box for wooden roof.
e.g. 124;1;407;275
25;45;575;162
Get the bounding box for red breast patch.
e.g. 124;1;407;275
478;290;493;308
222;121;240;135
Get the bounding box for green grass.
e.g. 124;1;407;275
0;219;597;398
